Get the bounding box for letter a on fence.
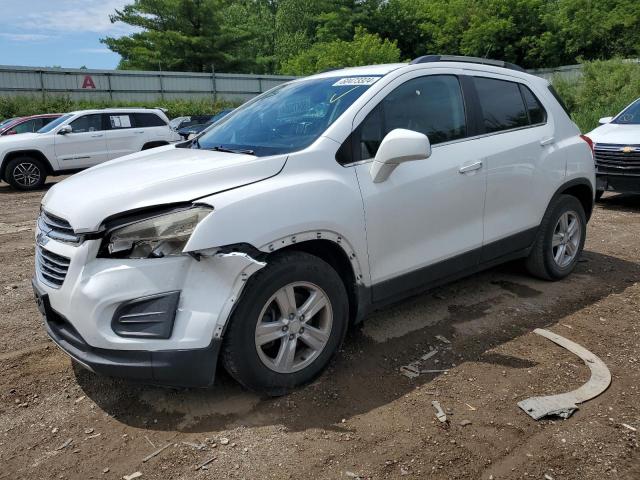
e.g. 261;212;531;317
82;75;96;89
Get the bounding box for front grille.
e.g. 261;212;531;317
36;246;70;288
37;210;81;244
594;143;640;175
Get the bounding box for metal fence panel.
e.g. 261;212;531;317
0;65;298;103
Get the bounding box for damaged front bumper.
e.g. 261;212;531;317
33;235;265;387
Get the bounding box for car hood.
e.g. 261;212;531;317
0;132;42;143
42;145;287;232
586;123;640;145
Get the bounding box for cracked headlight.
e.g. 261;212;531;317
105;206;212;259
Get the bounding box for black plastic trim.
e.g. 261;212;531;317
410;55;526;73
364;226;538;311
111;291;180;339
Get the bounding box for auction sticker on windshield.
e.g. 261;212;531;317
332;77;381;87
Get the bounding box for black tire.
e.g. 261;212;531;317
525;194;587;280
5;156;47;191
221;251;349;396
595;190;604;202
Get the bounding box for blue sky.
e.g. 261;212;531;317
0;0;135;70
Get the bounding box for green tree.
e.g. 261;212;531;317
102;0;250;72
280;27;400;75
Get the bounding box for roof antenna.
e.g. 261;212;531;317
484;44;493;59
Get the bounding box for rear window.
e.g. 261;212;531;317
133;113;167;127
474;77;528;133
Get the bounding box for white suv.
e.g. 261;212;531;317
1;108;181;190
32;56;595;394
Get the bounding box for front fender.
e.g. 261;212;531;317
184;143;371;286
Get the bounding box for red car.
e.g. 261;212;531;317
0;114;63;136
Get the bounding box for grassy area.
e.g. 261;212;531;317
554;59;640;133
0;96;236;121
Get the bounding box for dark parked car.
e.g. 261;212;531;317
176;109;234;139
0;114;62;136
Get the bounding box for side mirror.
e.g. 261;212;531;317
58;125;72;135
370;129;431;183
598;116;613;125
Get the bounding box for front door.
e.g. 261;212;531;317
352;73;486;302
54;114;108;168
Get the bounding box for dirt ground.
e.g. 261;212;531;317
0;178;638;480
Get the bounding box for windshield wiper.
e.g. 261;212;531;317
208;145;255;155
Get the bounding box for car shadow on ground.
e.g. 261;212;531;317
597;192;640;212
0;181;58;194
74;247;640;434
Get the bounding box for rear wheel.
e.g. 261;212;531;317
221;251;349;396
525;194;586;280
5;156;47;191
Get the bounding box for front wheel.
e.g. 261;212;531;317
5;156;47;191
221;251;349;396
525;194;587;280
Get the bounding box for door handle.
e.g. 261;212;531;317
540;137;555;146
458;161;483;174
135;130;145;134
90;134;103;138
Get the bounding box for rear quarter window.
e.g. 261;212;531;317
133;113;167;128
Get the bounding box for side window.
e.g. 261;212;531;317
106;114;133;130
69;114;103;133
41;117;56;128
133;113;167;128
520;85;547;125
474;77;528;133
13;119;36;134
355;75;467;161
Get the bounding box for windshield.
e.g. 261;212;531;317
37;114;72;133
614;99;640;125
196;76;382;156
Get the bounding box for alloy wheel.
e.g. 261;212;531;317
13;162;41;188
552;211;581;268
255;281;333;374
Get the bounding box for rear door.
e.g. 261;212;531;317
103;112;141;159
53;114;109;168
464;75;559;260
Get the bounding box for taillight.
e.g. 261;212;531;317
580;135;594;156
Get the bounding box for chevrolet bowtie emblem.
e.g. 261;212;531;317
622;146;633;153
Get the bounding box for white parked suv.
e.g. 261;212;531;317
32;56;595;394
1;108;181;190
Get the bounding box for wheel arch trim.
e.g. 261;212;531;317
551;177;595;221
258;230;366;287
1;149;54;180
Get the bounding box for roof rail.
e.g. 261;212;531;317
409;55;526;73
